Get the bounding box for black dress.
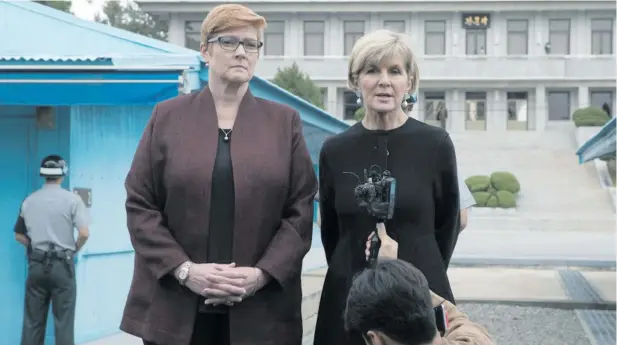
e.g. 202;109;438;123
313;118;460;345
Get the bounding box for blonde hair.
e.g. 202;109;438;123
201;4;267;43
347;29;419;93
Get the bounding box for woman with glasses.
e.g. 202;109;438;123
120;4;318;345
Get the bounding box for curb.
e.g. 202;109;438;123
457;298;617;311
450;258;617;270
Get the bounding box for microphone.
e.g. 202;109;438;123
367;224;382;268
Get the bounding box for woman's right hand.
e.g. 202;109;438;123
185;262;248;302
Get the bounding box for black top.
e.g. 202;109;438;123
313;118;460;345
200;128;235;314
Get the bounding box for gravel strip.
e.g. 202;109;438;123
458;303;592;345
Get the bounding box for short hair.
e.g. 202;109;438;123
348;29;420;94
344;259;437;345
200;4;267;43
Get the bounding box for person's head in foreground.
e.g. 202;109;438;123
348;29;420;118
200;4;266;86
344;259;441;345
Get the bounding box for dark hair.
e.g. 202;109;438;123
344;259;437;345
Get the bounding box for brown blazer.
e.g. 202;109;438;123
431;292;494;345
120;87;318;345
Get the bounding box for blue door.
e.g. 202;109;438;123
0;117;36;345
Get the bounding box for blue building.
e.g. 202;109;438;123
0;2;348;344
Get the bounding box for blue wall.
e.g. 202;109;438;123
0;77;342;344
0;106;71;345
68;105;153;343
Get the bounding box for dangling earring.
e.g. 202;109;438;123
356;91;363;105
402;93;410;108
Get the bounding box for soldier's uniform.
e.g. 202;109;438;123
14;155;89;345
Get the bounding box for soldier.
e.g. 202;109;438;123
13;154;90;345
436;102;448;130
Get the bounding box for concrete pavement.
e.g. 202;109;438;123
82;225;617;345
83;265;616;345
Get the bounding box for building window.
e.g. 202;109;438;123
384;20;405;33
343;90;361;121
591;19;614;55
423;91;446;122
507;92;528;130
185;21;202;51
304;21;325;56
548;19;570;55
465;92;487;130
344;21;365;55
507;19;528;55
264;21;285;56
425;20;446;55
547;91;570;121
590;91;613;109
466;29;486;55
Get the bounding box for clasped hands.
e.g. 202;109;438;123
183;262;268;307
364;222;399;261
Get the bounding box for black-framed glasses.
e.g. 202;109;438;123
206;36;263;53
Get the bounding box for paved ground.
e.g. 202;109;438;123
459;304;594;345
88;265;616;345
304;227;617;272
83;226;617;345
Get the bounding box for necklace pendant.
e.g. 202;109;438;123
224;135;229;141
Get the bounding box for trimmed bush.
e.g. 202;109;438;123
472;191;492;207
490;172;520;194
354;107;365;121
465;175;491;192
486;195;499;208
572;106;610;127
496;190;516;208
465;171;521;208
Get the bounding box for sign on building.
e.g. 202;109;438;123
462;13;491;29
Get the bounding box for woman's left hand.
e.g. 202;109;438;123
365;222;399;261
204;267;269;306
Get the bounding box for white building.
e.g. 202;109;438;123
138;0;616;132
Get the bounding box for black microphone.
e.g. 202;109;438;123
367;224;382;268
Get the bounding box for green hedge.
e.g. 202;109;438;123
466;171;520;208
572;106;610;127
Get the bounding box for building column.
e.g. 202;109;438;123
578;86;590;108
167;13;185;46
326;87;339;118
488;90;507;131
535;85;547;131
449;90;465;132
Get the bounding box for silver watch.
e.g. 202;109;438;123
176;261;193;286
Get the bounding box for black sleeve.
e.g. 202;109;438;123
433;134;460;269
14;201;27;235
14;216;27;235
319;145;339;265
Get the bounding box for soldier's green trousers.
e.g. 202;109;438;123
21;256;76;345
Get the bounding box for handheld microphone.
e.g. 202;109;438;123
368;226;382;268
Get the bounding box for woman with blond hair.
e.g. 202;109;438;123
314;29;461;345
120;4;317;345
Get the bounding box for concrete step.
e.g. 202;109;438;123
467;216;615;232
452;128;615;229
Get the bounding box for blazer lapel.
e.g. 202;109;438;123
229;90;260;264
192;87;220;257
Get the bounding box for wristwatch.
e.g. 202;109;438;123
176;261;193;286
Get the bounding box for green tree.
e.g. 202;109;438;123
272;63;324;109
36;0;72;13
354;107;365;122
95;0;168;41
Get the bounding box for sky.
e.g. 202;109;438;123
71;0;114;21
